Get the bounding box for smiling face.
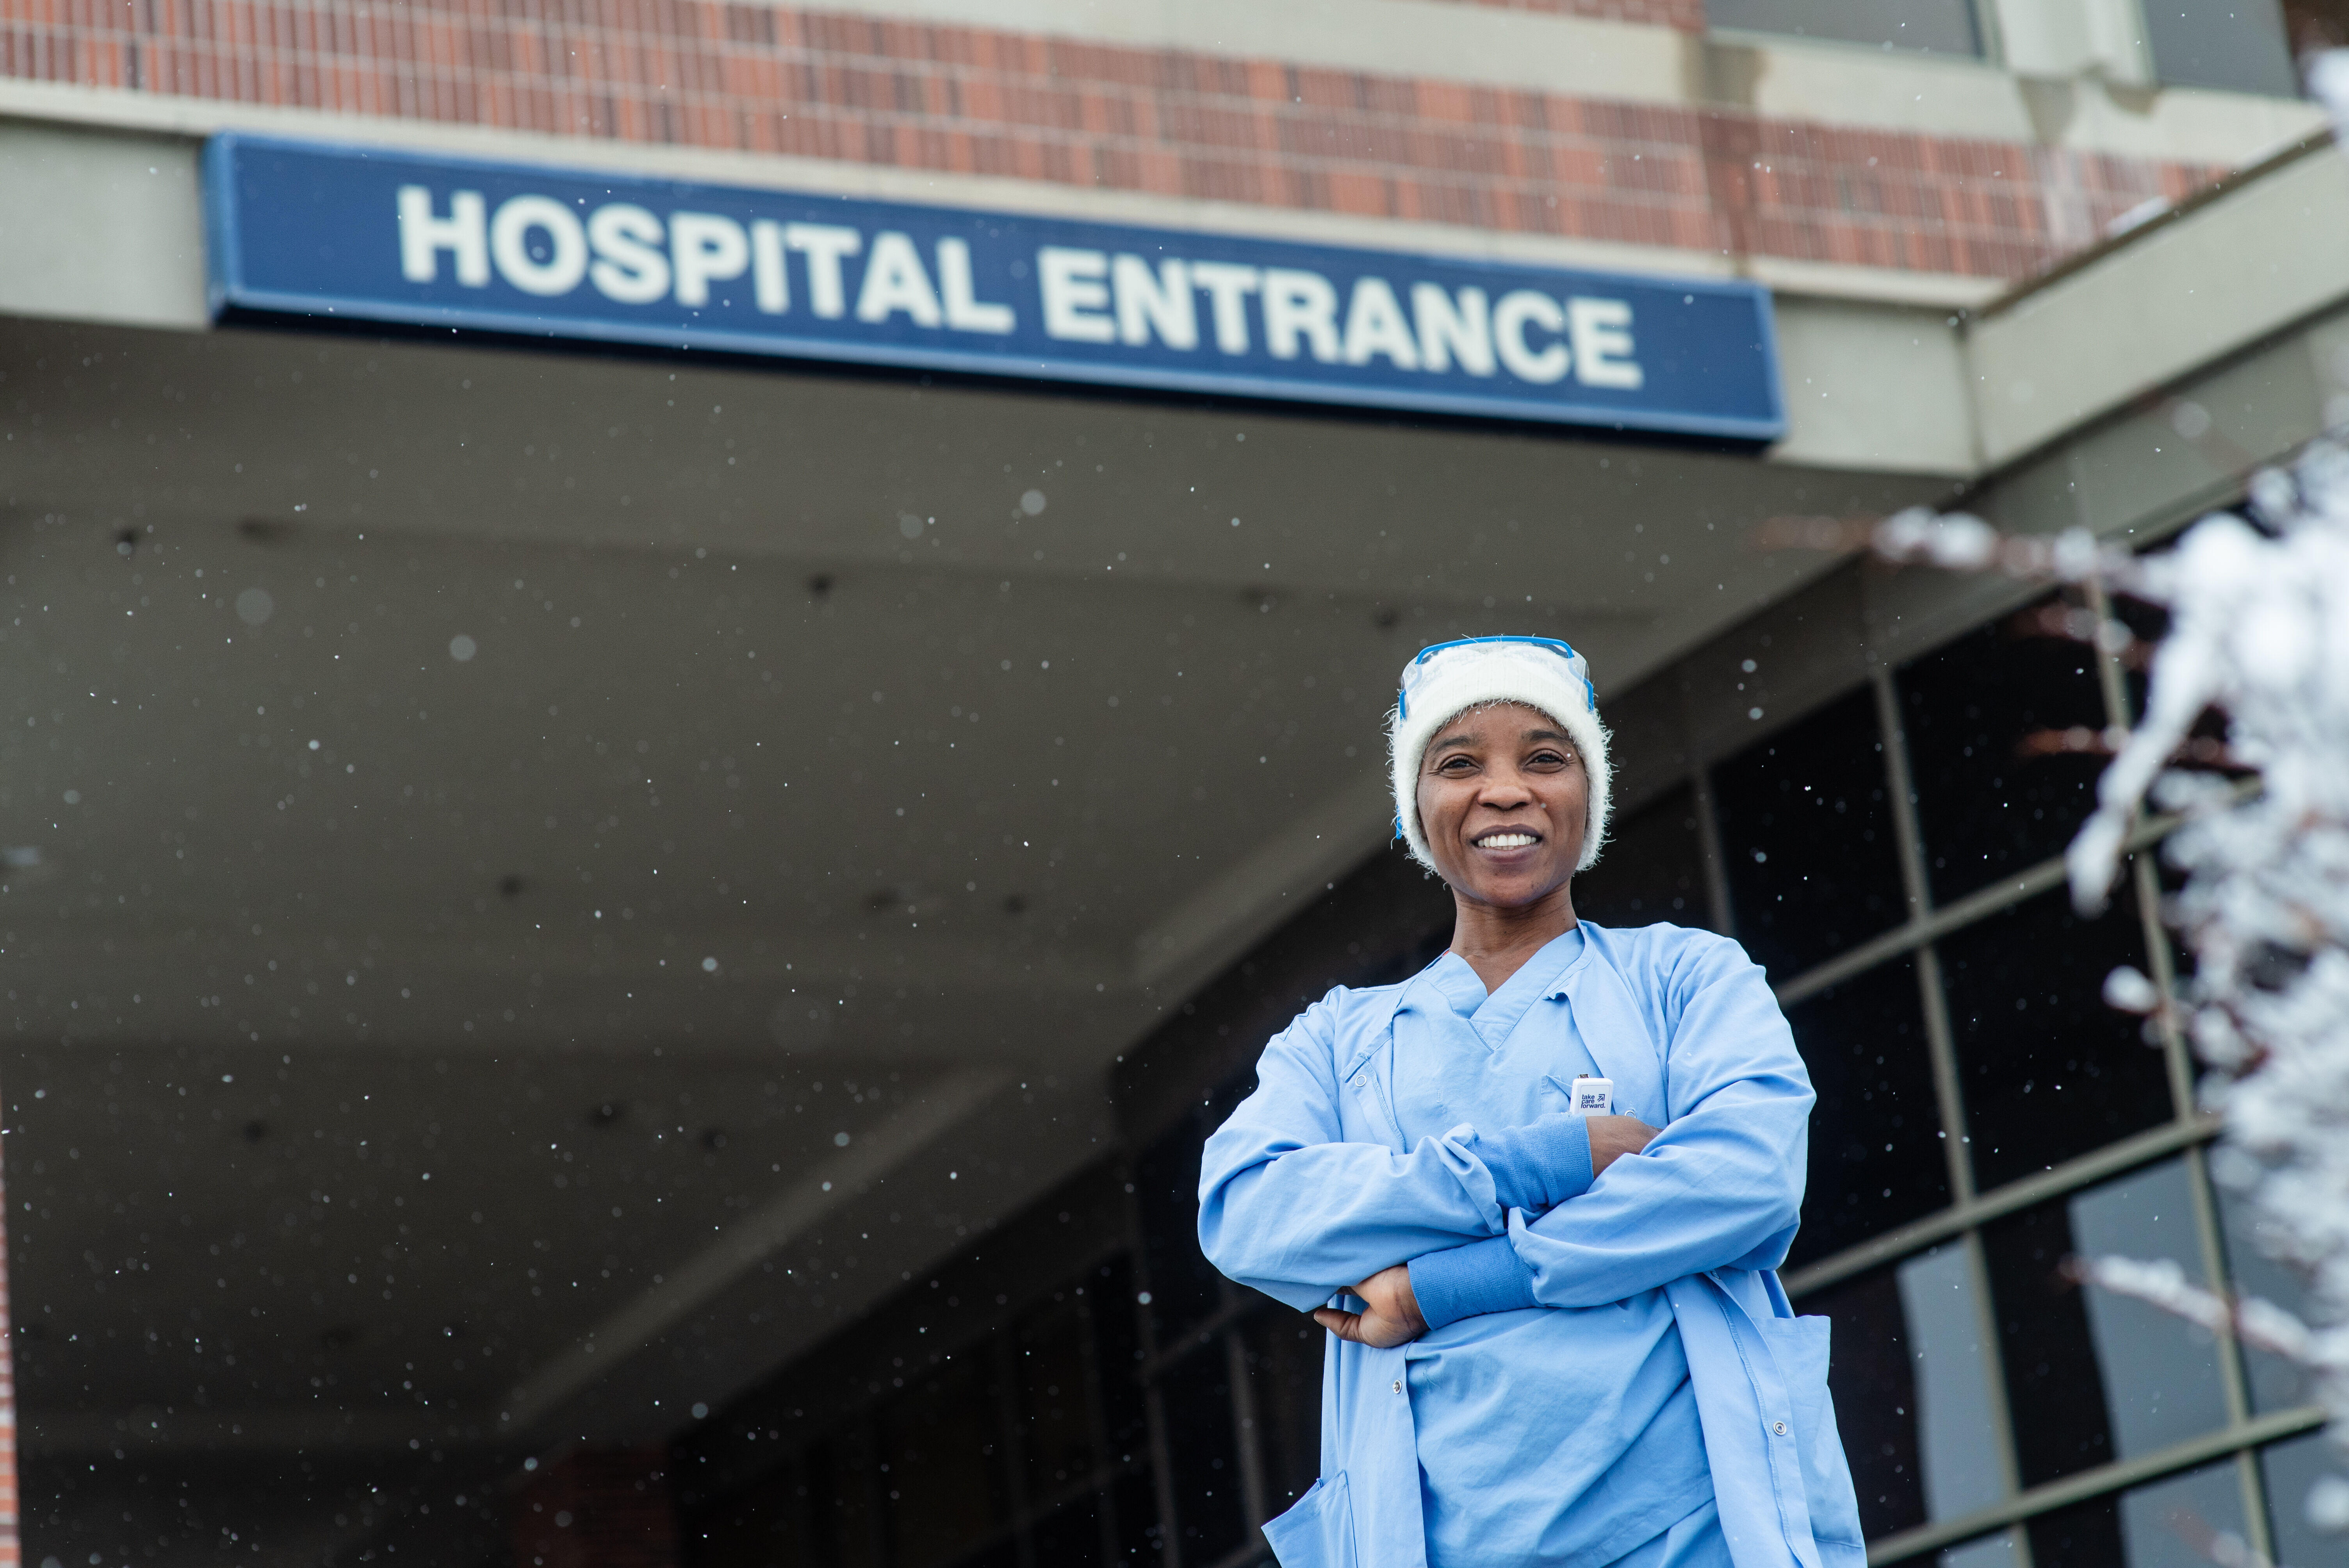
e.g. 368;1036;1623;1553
1414;700;1588;914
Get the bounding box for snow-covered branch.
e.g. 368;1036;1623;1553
1868;438;2349;1548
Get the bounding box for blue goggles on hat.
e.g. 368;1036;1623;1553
1396;635;1597;721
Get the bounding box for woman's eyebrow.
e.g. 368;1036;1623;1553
1522;729;1570;745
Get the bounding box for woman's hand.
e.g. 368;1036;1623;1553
1589;1114;1659;1178
1303;1119;1657;1349
1311;1263;1428;1348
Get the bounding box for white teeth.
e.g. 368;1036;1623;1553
1477;833;1537;849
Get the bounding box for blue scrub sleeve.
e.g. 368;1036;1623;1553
1509;937;1814;1309
1469;1113;1593;1212
1406;1116;1587;1326
1199;993;1513;1310
1204;937;1805;1315
1409;1235;1540;1327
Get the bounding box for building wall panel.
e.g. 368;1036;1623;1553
0;1;2222;284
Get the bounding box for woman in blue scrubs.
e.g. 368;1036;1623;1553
1198;637;1864;1568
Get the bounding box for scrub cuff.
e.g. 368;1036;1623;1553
1473;1112;1595;1212
1408;1235;1540;1329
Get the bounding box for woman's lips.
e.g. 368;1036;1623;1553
1472;831;1540;849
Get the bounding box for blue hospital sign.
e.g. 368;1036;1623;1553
203;135;1784;440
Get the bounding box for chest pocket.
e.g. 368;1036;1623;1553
1395;1057;1564;1144
1536;1072;1645;1124
1341;1027;1405;1151
1489;997;1635;1121
1398;1005;1588;1133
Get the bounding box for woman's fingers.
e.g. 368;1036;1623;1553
1313;1267;1428;1349
1590;1114;1663;1177
1312;1307;1363;1342
1312;1304;1417;1349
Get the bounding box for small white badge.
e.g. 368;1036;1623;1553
1571;1076;1613;1117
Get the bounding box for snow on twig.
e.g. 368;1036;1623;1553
1866;440;2349;1543
1766;56;2349;1545
2069;1255;2320;1365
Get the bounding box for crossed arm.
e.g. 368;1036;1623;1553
1314;1113;1661;1347
1196;946;1812;1347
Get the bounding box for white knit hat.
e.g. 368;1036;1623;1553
1388;636;1612;874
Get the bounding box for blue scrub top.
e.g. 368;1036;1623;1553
1395;933;1713;1568
1198;921;1868;1568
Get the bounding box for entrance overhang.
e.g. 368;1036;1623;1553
9;105;2339;1468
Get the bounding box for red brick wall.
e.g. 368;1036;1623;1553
0;2;2224;282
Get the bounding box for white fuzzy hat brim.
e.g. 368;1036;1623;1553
1388;643;1611;875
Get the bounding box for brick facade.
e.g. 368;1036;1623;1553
0;5;2228;278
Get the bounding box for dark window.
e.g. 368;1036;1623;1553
1017;1297;1105;1499
2123;1458;2250;1561
1706;0;1982;55
882;1361;1012;1568
1133;1074;1253;1342
1802;1267;1924;1540
693;1470;809;1568
2026;1457;2248;1568
2146;0;2297;95
678;1242;1152;1568
1713;687;1905;981
2022;1492;2125;1568
1110;1471;1161;1564
1091;1258;1150;1461
1899;601;2110;903
1784;959;1949;1268
1939;882;2171;1192
1885;1244;2009;1527
1982;1199;2116;1488
944;1540;1021;1568
2064;1160;2230;1458
1572;782;1714;931
802;1428;886;1568
1157;1343;1247;1563
1030;1491;1110;1568
1239;1311;1324;1512
2262;1429;2339;1568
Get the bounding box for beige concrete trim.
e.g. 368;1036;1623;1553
1721;28;2324;164
770;0;2321;163
1748;255;2005;310
1771;296;1977;475
0;79;2022;314
17;77;1666;268
0;5;2315;209
1966;140;2349;466
762;0;1695;104
0;118;208;330
1971;128;2332;320
495;1067;1006;1433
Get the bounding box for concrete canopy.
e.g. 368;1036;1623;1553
0;307;1948;1461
